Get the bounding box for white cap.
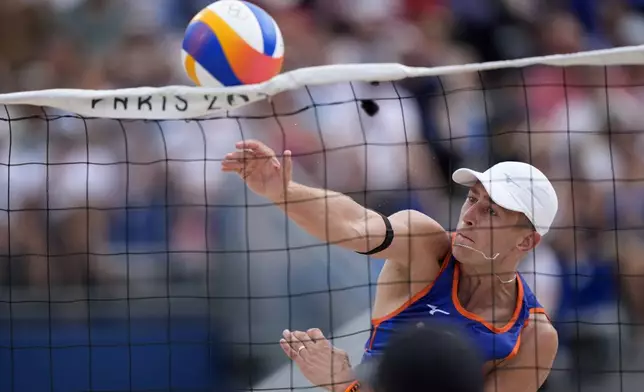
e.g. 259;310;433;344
452;162;558;236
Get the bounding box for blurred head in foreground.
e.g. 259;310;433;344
371;322;484;392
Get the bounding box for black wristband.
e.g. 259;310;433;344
356;212;394;256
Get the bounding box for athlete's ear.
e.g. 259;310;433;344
517;231;540;252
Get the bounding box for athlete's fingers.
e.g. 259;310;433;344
279;338;298;360
225;149;280;172
223;151;246;161
306;328;325;339
236;140;275;157
289;336;306;352
220;166;242;173
221;159;237;165
281;339;308;363
224;149;256;163
293;330;315;349
283;150;292;178
235;140;256;150
221;150;262;167
283;330;311;362
282;329;304;351
220;164;247;175
220;161;245;171
220;159;245;167
306;328;326;344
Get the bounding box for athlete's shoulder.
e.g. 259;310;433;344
518;273;544;311
384;210;450;279
519;291;556;352
388;209;450;252
492;312;557;390
520;311;558;359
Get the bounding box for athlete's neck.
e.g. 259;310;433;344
457;263;518;309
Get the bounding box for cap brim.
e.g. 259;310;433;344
452;168;481;187
451;168;525;215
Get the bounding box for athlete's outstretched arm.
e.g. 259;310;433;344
484;314;558;392
222;140;449;263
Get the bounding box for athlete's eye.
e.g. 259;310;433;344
467;196;477;204
488;208;497;216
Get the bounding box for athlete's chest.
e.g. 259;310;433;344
366;262;528;364
395;293;522;334
370;293;525;362
453;296;518;330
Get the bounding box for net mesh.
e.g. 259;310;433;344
0;49;643;392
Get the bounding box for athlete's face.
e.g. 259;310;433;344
453;183;539;265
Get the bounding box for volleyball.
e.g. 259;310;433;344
181;0;284;88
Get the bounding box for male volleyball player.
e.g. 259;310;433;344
221;140;559;392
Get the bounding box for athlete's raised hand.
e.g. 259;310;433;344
280;328;356;392
221;140;292;201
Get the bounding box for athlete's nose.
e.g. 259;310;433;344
462;203;478;227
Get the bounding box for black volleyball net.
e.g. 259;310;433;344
0;48;643;392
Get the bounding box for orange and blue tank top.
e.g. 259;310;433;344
362;251;547;365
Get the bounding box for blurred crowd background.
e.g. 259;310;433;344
1;0;644;391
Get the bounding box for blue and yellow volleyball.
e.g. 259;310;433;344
181;0;285;87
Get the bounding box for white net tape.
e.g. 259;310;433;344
0;45;642;119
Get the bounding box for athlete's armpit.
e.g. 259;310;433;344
483;313;558;392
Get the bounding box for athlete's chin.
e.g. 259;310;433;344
452;246;489;266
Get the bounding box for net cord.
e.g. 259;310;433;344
0;45;642;119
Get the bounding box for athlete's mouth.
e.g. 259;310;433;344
456;232;474;243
